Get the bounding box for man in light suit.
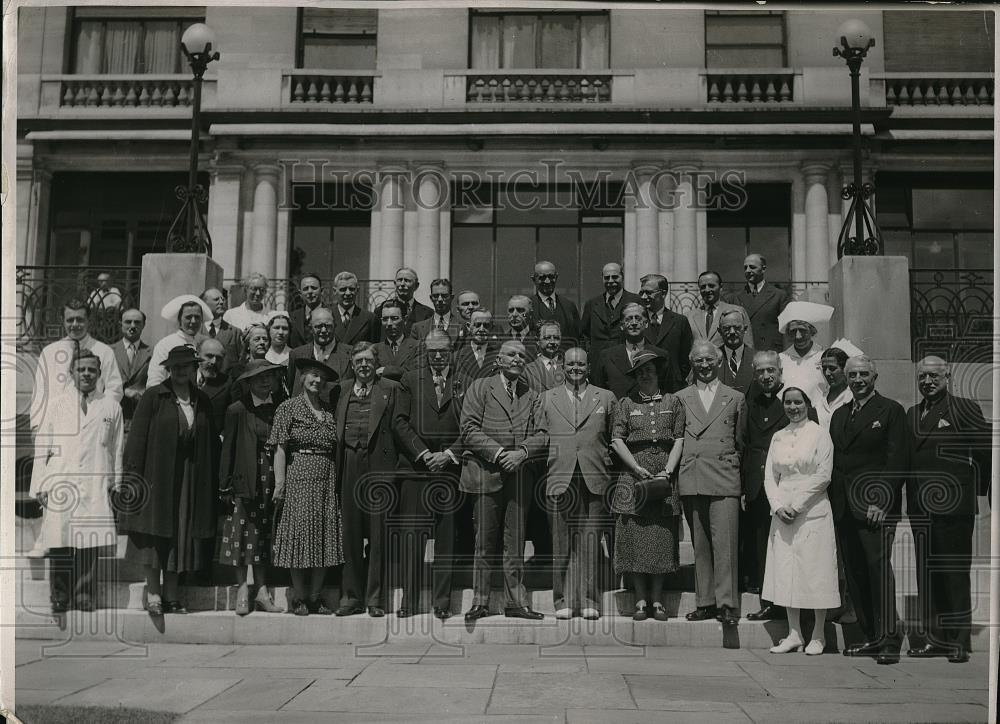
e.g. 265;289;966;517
581;262;642;361
330;271;379;348
532;261;581;350
685;271;752;348
111;308;152;433
639;273;693;393
460;340;548;622
678;340;746;626
373;300;421;381
541;347;615;620
716;310;755;395
592;303;670;400
904;356;990;664
410;278;463;343
830;356;908;664
724;254;789;353
524;321;564;393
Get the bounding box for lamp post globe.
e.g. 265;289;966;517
836;19;873;52
181;22;217;56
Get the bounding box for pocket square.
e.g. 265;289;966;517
595;407;605;414
937;418;951;428
871;420;881;429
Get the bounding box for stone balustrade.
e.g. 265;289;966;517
705;71;796;103
287;71;376;104
56;75;196;108
879;74;994;107
465;72;613;103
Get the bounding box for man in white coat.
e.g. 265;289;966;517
30;298;123;430
29;349;123;613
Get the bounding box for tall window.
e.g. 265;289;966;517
71;7;205;74
290;183;374;283
707;183;791;283
704;11;786;68
470;11;609;69
297;8;377;69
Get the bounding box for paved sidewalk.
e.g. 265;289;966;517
14;640;988;723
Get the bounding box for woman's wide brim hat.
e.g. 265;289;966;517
293;356;338;382
777;301;834;334
626;350;668;376
160;344;201;367
236;359;285;382
161;294;213;323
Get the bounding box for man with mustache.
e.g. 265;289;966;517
581;262;642;361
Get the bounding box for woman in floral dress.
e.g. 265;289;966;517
610;351;686;622
268;357;343;615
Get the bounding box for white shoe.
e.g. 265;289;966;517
805;639;825;656
555;607;573;620
581;608;600;620
769;636;804;654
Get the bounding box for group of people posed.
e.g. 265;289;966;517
28;254;989;664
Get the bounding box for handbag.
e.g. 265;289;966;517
634;474;673;517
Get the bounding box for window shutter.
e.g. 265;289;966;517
883;11;994;72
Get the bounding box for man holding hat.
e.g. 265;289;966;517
147;294;213;387
777;300;834;405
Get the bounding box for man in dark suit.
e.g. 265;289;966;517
639;273;693;393
581;262;641;362
288;307;352;397
591;303;670;399
410;278;463;343
532;260;581;350
112;308;152;433
201;287;242;370
288;273;325;348
374;300;422;381
905;356;990;664
453;310;500;385
393;330;465;620
497;295;538;361
454;290;481;344
373;267;433;339
330;271;378;347
725;254;789;353
524;321;564;393
830;356;908;664
195;338;233;432
685;271;752;348
716;310;755;395
460;340;548;622
334;342;403;617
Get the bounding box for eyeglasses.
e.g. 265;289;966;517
430;293;452;300
508;307;528;313
720;325;743;333
535;273;556;281
312;322;333;329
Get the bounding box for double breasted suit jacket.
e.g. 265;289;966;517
726;283;789;353
112;339;152;421
540;385;616;496
409;315;463;344
453;341;500;385
591;342;670;400
685;301;753;348
394;368;464;470
905;393;990;517
288;341;352;398
828;391;909;522
331;306;379;348
459;375;548;495
677;383;746;498
334;378;403;494
533;293;582;348
581;290;642;359
199;372;235;433
717;344;756;395
643;309;695;392
373;337;422;381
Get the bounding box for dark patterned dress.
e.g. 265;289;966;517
217;402;275;566
267;395;344;568
611;393;686;575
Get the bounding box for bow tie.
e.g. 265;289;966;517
639;392;663;402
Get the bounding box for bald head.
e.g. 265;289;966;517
917;355;950;401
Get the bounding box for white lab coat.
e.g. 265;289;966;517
29;390;122;551
29;336;123;430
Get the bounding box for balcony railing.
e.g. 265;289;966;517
910;268;992;357
285;71;377;104
704;70;797;104
877;73;994;107
465;71;613;104
52;75;198;108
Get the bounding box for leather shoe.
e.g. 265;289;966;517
368;606;385;618
433;608;452;620
717;606;739;626
876;651;900;665
907;643;952;658
505;606;544;620
685;606;718;622
746;604;785;621
145;598;162;617
335;604;364;617
163;600;188;615
464;605;491;622
844;640;883;657
948;648;970;664
397;608;413;619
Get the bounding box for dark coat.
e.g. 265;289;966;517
118;381;218;539
333;305;379;347
725;282;789;353
288;305;318;349
581;289;642;360
717;343;756;395
591;342;671;399
373;337;422;381
453;340;501;386
533;293;582;349
496;324;538;361
334;378;403;493
199;371;235;434
218;397;275;499
905;393;991;517
829;391;909;522
643;308;694;392
373;298;433;339
409;314;464;344
111;339;151;422
394;367;464;473
287;340;352;398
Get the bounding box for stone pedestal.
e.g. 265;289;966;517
829;255;911;360
140;254;224;345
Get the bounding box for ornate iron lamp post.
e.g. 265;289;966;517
166;23;220;253
833;19;883;257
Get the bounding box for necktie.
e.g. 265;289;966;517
606;296;614;310
572;390;580;426
750;285;758;298
705;307;714;337
209;322;217;338
729;350;739;377
474;346;484;366
126;343;135;364
851;403;860;419
81;393;89;415
357;385;368;399
390;340;399;355
342;311;351;326
546;297;555;312
433;374;445;407
505;379;515;403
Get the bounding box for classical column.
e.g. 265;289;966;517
632;163;660;279
827;166;843;269
656;171;675;280
672;163;699;281
377;165;406;281
803;163;830;282
414;163;446;307
207;163;245;280
623;192;638;288
16;162;51;267
247;164;279;279
791;172;807;284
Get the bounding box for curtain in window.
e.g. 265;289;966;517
103;21;141;73
142;21;179;73
470;15;500;69
75;21;103;74
502;15;537;68
540;16;577;68
580;15;609;69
